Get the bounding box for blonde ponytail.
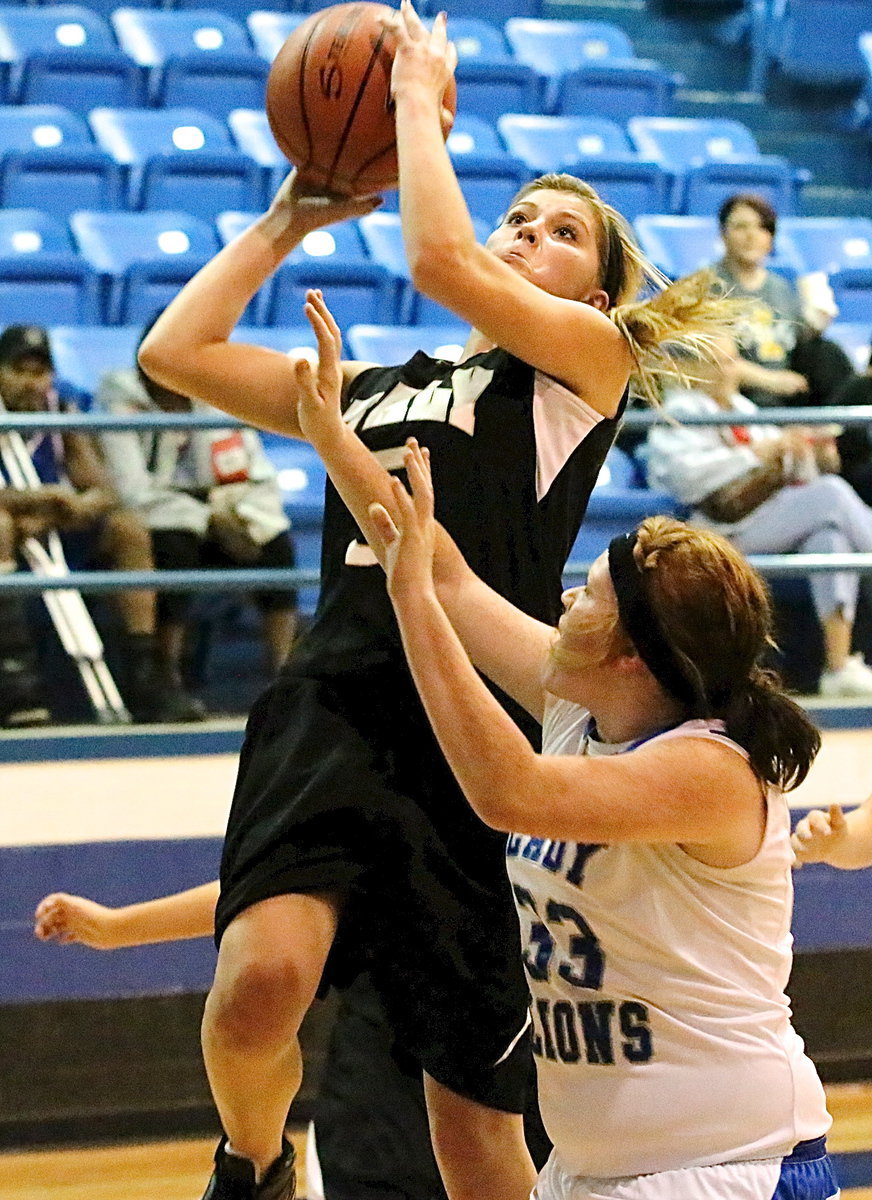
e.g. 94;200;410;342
611;269;746;407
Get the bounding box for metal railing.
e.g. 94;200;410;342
1;404;871;594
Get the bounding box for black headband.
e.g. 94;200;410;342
607;532;698;707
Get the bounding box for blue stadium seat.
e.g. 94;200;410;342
632;214;725;280
780;216;872;274
570;446;681;563
227;107;290;204
247;11;306;62
504;17;678;117
826;321;872;372
111;7;267;117
216;210;398;331
358;211;490;325
498;114;671;220
438;15;542;124
781;217;872;323
70;208;219;325
627;116;804;215
769;0;869;88
346;323;468;364
0;4;145;111
49;322;142;402
88;106;262;219
633;212;802;281
0;104;122;218
0;207;100;325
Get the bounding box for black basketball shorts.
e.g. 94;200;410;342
216;666;532;1112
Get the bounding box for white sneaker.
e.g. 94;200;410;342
819;653;872;698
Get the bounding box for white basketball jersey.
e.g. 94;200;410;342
507;697;830;1178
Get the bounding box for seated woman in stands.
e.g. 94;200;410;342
646;334;872;698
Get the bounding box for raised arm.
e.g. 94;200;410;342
375;453;762;851
137;176;380;439
389;1;632;415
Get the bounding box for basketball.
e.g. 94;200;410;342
266;2;457;197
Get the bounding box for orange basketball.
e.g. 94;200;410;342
266;2;457;197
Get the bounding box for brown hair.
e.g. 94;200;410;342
509;174;741;407
718;192;778;237
632;515;820;791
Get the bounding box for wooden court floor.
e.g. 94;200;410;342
2;1088;872;1199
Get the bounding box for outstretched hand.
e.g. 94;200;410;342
791;804;847;866
368;438;437;600
295;289;345;448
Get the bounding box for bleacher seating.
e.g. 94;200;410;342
246;11;306;63
49;321;142;402
0;206;100;324
216;209;398;330
633;213;803;281
499;114;671;219
358;211;491;325
0;3;145;111
0;103;122;217
69;207;219;324
761;0;870;88
504;17;679;118
111;7;268;116
781;216;872;322
570;446;682;563
627;116;804;216
88;105;263;217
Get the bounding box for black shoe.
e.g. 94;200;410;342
0;654;52;729
202;1138;296;1200
123;634;207;723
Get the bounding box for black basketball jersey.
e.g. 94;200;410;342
289;346;625;677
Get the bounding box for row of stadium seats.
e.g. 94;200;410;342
0;6;679;120
47;318;872;410
0;102;806;223
3;206;872;327
4;1;872;99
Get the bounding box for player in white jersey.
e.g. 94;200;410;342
293;338;838;1200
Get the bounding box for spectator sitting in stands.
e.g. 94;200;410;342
97;321;298;692
713;192;809;408
0;325;204;725
646;334;872;698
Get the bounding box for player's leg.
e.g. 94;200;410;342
202;889;339;1180
424;1075;536;1200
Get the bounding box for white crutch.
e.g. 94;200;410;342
0;423;130;724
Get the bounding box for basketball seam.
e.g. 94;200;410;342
326;22;390;192
297;18;320;174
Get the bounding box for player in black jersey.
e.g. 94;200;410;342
139;5;737;1198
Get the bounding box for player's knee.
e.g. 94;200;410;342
206;955;304;1053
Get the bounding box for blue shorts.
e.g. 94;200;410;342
535;1138;839;1200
